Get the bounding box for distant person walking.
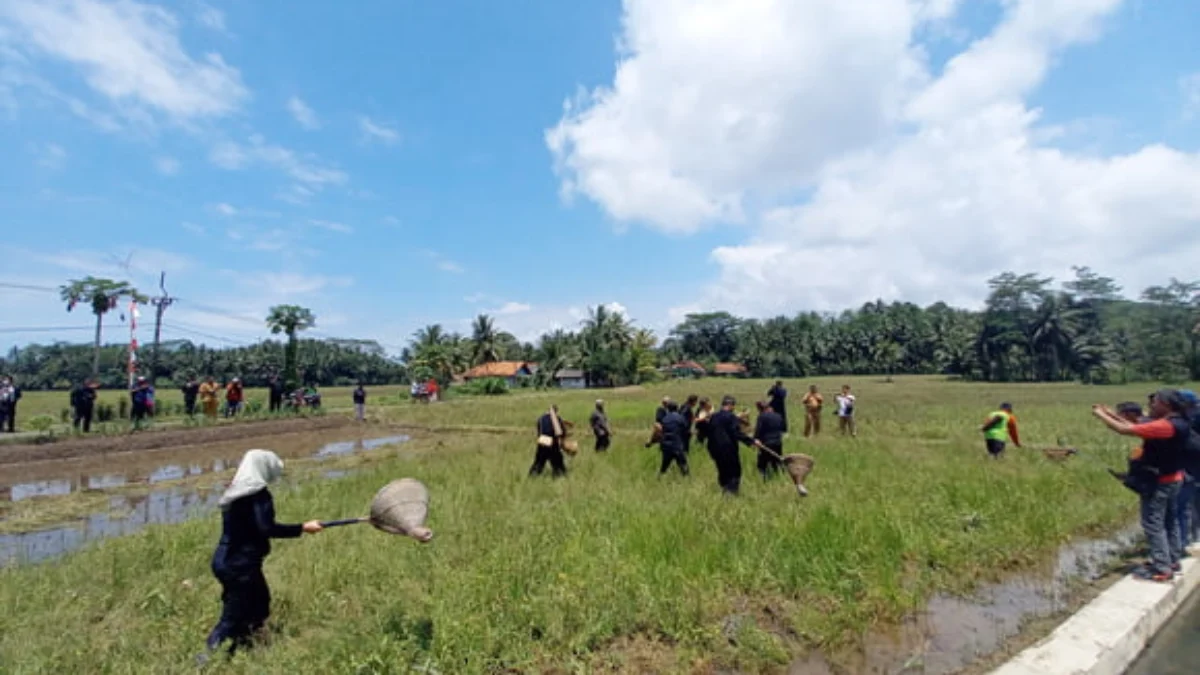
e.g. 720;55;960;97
767;380;788;433
754;401;785;480
655;401;690;476
530;405;570;478
0;376;15;433
681;394;699;454
130;376;151;429
802;385;823;437
835;385;857;437
71;378;98;433
182;377;200;417
590;399;612;452
268;375;284;413
200;376;220;420
980;403;1021;459
353;383;367;422
225;378;244;418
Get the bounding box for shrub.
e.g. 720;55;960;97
455;377;509;396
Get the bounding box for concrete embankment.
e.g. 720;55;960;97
989;551;1200;675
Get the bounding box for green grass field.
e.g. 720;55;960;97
0;377;1170;674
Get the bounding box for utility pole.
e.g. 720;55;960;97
150;272;174;380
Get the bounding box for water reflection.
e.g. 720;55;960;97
2;435;411;504
0;434;411;567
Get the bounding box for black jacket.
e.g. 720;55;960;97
755;411;785;447
1142;416;1192;476
537;413;565;441
353;387;366;404
680;404;695;430
707;409;756;455
654;406;668;425
181;382;199;403
71;385;96;410
659;411;689;452
768;386;787;413
211;489;302;573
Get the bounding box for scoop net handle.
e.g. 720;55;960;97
320;517;368;528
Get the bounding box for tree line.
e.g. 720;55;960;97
4;268;1197;390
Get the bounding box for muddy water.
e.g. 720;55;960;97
790;526;1141;674
0;432;410;567
0;429;410;503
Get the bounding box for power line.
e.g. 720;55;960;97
0;282;59;293
160;322;251;346
0;326;93;334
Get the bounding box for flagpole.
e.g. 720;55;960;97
128;298;139;390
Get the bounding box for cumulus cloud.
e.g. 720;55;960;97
287;95;319;130
547;0;1200;318
309;219;353;234
0;0;248;123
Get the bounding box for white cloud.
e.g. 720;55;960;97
209;134;348;189
287;95;319;130
0;0;248;123
309;219;353;234
547;0;1200;319
490;301;532;316
359;116;400;145
35;142;66;168
195;2;227;35
421;250;463;274
154;155;180;175
181;221;205;235
381;215;401;226
233;271;352;296
212;202;237;216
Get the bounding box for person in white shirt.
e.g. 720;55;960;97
835;384;857;437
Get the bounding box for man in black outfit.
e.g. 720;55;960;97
267;375;284;413
680;394;698;454
706;395;765;495
181;376;200;417
754;400;785;480
657;401;690;476
645;396;672;448
590;399;612;452
530;405;569;478
767;380;788;433
70;378;98;433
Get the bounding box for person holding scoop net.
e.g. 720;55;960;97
199;450;325;663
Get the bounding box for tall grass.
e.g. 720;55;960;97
0;377;1163;673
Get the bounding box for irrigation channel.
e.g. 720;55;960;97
1123;583;1200;675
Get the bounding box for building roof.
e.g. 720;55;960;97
712;362;747;375
670;360;706;372
462;361;535;378
554;368;584;379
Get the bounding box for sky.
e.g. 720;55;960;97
1;0;1199;356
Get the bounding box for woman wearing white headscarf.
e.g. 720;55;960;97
201;450;322;661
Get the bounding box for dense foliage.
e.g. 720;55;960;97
5;268;1198;389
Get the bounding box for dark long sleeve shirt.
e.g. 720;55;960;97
768;386;787;414
659;412;689;452
654;406;667;424
707;409;757;455
754;410;785;447
212;489;302;572
680;405;695;431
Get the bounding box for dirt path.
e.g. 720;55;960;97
0;415;358;466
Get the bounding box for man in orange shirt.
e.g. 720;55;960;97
801;385;823;437
1093;389;1192;582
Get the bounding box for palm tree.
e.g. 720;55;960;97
471;314;500;365
266;305;316;389
60;276;145;376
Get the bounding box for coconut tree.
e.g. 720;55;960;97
470;314;500;365
266;304;316;389
60;276;145;376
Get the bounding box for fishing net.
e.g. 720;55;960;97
781;453;814;497
368;478;432;539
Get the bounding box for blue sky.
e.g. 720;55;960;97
2;0;1199;355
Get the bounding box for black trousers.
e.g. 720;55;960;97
710;447;742;494
529;444;567;477
184;399;197;416
659;446;689;475
73;406;93;433
757;441;783;478
131;402;147;423
1;404;13;432
269;395;282;412
207;565;271;653
986;439;1006;458
594;434;610;452
683;432;692;455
